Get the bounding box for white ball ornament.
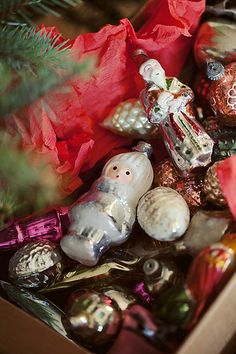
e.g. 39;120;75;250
137;187;190;241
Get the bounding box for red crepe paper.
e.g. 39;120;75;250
217;156;236;219
14;0;205;196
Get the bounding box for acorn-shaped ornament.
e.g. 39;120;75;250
137;187;190;242
101;98;159;139
204;162;227;207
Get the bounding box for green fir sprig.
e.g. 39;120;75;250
0;0;82;25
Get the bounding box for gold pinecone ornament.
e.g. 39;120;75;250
204;162;227;207
101;98;159;139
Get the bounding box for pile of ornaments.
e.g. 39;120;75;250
1;4;236;353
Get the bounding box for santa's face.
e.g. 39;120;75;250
139;59;167;89
105;162;133;184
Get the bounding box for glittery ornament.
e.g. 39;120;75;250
208;61;236;126
63;291;121;347
186;242;236;323
137;187;190;241
194;19;236;67
101;99;159;139
153;159;206;210
8;240;63;289
203;116;236;161
204;162;227;206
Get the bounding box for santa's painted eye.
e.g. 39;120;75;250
113;166;117;170
126;171;130;175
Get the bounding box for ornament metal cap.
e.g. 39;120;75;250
133;141;153;158
207;60;225;81
133;48;149;68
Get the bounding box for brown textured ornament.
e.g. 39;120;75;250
153;159;206;210
204;162;227;206
208;62;236;126
101;98;159;139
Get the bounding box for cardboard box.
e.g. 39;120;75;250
1;272;236;354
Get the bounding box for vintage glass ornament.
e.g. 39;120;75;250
99;285;137;311
203;116;236;161
8;240;63;289
0;208;69;251
133;281;154;304
0;280;69;338
143;257;182;297
40;245;150;294
137;187;190;241
108;304;177;354
153;284;197;329
63;291;121;347
181;210;234;255
137;55;214;176
153;159;206;210
194;19;236;67
207;61;236;126
204;162;227;206
60;142;153;266
101;98;159;139
186;242;236;322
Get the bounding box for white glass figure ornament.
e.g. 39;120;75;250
60;142;154;266
138;57;214;176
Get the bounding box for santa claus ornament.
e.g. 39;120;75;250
60;142;154;266
136;54;214;176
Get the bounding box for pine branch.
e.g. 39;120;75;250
0;0;82;25
0;26;94;116
0;133;62;225
0;26;70;74
0;60;90;116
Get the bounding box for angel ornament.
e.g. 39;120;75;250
139;58;214;176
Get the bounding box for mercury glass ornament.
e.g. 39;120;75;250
143;257;182;296
137;187;190;241
0;208;69;251
108;304;176;354
204;161;227;206
138;56;214;176
153;284;197;329
181;210;234;255
8;240;63;289
101;98;159;139
207;61;236;126
186;242;236;322
63;291;121;347
60;142;153;266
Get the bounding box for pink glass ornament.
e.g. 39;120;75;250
0;208;69;251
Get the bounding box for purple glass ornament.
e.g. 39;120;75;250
0;207;69;251
133;281;154;305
